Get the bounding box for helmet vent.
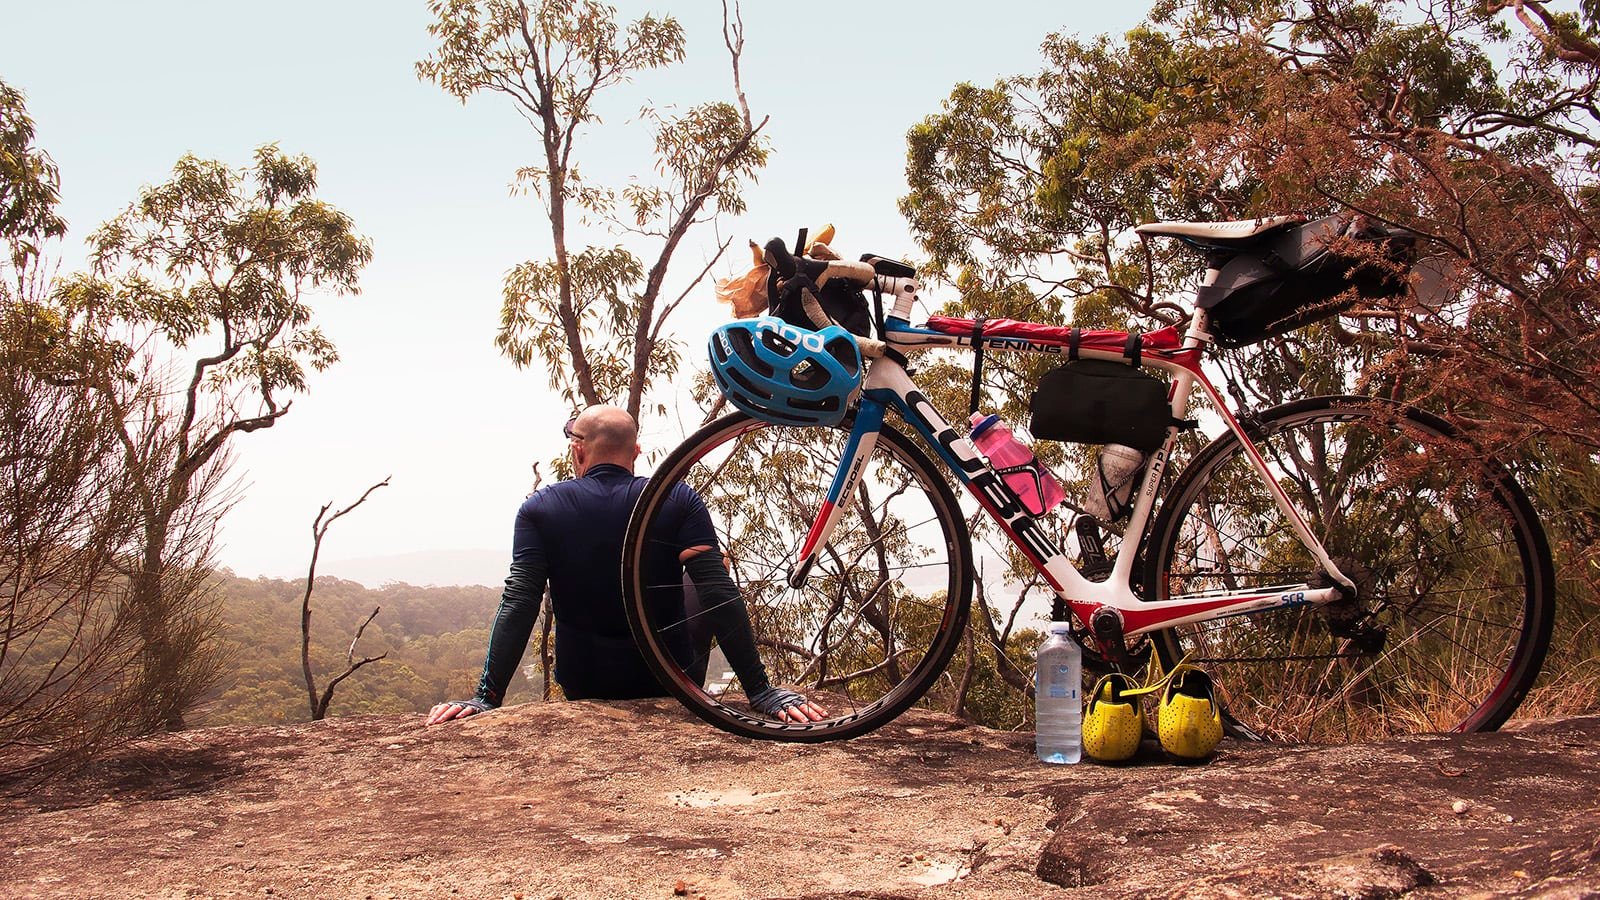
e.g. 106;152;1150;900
825;336;861;377
790;395;840;413
791;358;825;390
760;328;797;355
729;326;775;378
725;366;775;401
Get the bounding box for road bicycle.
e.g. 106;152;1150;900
620;216;1555;743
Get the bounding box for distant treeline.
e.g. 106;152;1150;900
195;574;538;726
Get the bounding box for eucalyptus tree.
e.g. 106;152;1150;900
1;85;208;775
3;81;146;781
0;78;65;266
906;0;1599;429
52;146;372;731
418;0;768;418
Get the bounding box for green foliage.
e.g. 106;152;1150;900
628;100;766;222
2;136;374;736
197;574;538;724
43;145;375;732
906;0;1600;462
57;146;371;397
495;244;649;401
901;26;1264;306
417;1;685;114
4;90;293;773
0;78;66;264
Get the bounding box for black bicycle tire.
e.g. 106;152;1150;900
1144;394;1555;739
622;411;975;742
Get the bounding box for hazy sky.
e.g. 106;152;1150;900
3;1;1154;584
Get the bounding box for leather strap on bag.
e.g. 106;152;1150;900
1123;330;1142;367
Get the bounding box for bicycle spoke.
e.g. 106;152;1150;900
1148;397;1552;741
623;413;973;742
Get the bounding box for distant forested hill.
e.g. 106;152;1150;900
195;574;541;726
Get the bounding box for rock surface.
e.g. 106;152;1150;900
3;701;1598;898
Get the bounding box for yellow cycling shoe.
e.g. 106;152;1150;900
1083;672;1144;763
1157;666;1223;761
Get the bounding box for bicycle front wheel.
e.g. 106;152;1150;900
1144;395;1554;741
623;411;974;742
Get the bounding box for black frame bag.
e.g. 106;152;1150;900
1029;360;1171;453
1198;214;1416;348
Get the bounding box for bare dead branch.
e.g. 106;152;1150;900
346;606;382;663
722;0;753;131
313;606;389;719
300;476;391;721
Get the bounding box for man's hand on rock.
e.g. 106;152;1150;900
749;687;828;723
425;698;495;726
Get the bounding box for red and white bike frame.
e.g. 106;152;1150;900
785;273;1355;644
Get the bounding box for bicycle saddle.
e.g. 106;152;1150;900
1135;216;1304;250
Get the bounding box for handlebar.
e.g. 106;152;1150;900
762;237;910;288
760;236;921;354
762;236;799;278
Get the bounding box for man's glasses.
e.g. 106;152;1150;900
563;417;585;441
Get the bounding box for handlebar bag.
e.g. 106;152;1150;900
1200;214;1416;348
767;270;873;338
1029;360;1171;452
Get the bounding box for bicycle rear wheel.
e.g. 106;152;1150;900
623;411;973;742
1144;395;1554;741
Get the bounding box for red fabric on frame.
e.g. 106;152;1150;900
924;317;1184;353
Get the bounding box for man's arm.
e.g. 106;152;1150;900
474;558;548;704
426;518;550;726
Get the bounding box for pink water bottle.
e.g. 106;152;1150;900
969;413;1065;516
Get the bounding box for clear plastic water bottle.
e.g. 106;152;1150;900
969;413;1065;516
1035;622;1082;764
1085;443;1147;523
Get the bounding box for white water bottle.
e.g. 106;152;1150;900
1085;443;1146;523
1035;622;1082;764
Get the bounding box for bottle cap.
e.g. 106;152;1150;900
1047;621;1073;635
970;413;1000;438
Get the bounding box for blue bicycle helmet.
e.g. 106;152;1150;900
709;316;863;426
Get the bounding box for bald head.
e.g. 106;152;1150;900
570;404;640;472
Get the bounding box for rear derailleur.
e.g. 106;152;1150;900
1313;560;1387;656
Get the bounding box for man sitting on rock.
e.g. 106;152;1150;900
426;404;824;726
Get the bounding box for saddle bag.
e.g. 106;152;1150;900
1029;360;1171;453
1200;214;1416;348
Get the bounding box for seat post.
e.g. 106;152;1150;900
1184;267;1222;349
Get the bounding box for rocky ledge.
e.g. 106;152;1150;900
3;701;1597;898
